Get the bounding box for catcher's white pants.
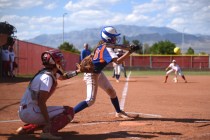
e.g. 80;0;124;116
84;72;117;106
18;103;65;124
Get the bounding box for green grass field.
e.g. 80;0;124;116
103;70;210;76
13;70;210;79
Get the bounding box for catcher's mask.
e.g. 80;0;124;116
101;26;121;44
41;50;65;74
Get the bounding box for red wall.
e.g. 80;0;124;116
14;40;80;75
123;55;209;69
13;40;209;76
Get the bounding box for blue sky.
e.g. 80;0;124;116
1;0;210;40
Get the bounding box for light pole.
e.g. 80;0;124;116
182;27;186;54
62;13;67;44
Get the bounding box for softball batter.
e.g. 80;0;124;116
164;59;187;83
73;26;139;119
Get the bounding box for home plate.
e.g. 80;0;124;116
119;121;152;126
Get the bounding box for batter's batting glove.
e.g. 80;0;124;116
129;44;140;53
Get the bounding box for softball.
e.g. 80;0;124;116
174;47;181;54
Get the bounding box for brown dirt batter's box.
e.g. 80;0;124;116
0;75;210;140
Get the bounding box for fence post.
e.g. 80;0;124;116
191;55;193;69
130;55;132;67
209;55;210;69
150;55;152;68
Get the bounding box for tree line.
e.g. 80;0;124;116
58;36;206;55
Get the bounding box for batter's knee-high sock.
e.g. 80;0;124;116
111;97;121;113
73;101;88;114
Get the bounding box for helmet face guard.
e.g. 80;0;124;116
41;50;65;74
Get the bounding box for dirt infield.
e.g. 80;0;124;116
0;74;210;140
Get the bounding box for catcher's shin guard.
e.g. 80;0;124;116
49;106;74;133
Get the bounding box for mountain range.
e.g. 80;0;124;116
27;25;210;54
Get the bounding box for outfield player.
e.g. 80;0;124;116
164;59;187;83
16;50;79;139
73;26;138;119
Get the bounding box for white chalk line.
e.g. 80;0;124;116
195;121;210;123
120;71;131;110
0;119;21;123
118;71;162;118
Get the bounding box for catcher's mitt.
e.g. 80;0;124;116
76;55;94;73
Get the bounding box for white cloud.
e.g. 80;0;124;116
44;2;57;10
64;0;120;11
0;0;44;9
1;15;62;39
1;0;210;39
18;0;43;8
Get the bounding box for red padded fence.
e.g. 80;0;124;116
14;40;80;75
12;40;209;76
123;55;209;70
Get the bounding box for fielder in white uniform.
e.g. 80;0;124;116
73;26;139;119
112;49;126;82
16;50;80;139
164;59;187;83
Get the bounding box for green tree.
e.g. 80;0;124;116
143;43;151;54
186;47;194;54
150;40;176;54
58;42;80;54
199;52;206;55
122;35;129;45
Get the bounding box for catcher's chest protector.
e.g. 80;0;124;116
29;69;57;101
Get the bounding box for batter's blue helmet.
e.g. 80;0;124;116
101;26;121;43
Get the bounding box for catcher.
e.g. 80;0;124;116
16;50;80;139
74;26;139;119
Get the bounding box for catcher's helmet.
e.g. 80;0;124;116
101;26;121;43
41;50;65;74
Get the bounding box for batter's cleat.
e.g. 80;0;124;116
116;111;132;119
40;132;62;140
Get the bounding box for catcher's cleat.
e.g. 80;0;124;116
16;124;43;135
16;127;26;134
40;132;62;140
16;126;35;134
